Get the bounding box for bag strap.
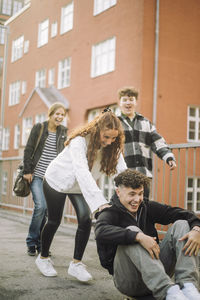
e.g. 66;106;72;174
31;123;44;159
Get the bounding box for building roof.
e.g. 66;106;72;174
19;86;70;117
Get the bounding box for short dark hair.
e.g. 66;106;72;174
117;87;139;100
114;169;150;190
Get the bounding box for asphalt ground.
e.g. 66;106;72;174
0;209;124;300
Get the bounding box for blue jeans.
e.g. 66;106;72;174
26;176;47;248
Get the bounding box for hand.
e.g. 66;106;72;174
98;204;111;212
23;173;33;184
136;232;160;259
179;228;200;256
168;160;176;170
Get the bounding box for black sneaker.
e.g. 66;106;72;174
27;246;36;256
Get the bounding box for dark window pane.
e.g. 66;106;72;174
189;107;196;117
189;121;195;129
187;203;192;211
187;192;193;200
189;132;195;139
188;178;193;187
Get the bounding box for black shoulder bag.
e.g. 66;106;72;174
13;123;44;197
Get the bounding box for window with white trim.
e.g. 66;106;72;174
11;35;24;62
21;81;27;95
187;107;200;142
24;40;29;53
14;124;20;149
57;57;71;89
35;113;46;123
2;171;8;195
9;81;20;105
35;69;46;88
60;1;74;35
0;27;5;44
2;127;10;150
48;68;55;86
12;170;18;196
0;57;3;75
91;36;116;78
51;22;57;38
13;0;23;15
2;0;12;15
186;177;200;212
38;19;49;47
22;117;32;146
93;0;117;16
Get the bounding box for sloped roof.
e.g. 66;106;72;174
19;86;70;117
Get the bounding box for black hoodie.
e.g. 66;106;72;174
94;193;200;275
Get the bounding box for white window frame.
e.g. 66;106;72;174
0;57;3;76
0;27;6;44
186;177;200;213
2;0;12;15
14;124;20;149
187;106;200;142
21;80;27;95
51;22;58;38
13;0;23;15
38;19;49;47
24;40;29;54
57;57;71;89
11;35;24;62
22;117;33;146
35;113;46;123
60;1;74;35
93;0;117;16
2;171;8;195
91;36;116;78
35;69;46;88
2;127;10;151
9;81;21;106
48;68;55;86
12;170;18;196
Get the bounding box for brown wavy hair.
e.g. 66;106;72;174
64;111;125;175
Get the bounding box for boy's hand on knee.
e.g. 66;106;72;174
136;232;160;259
179;230;200;256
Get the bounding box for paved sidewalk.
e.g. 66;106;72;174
0;209;123;300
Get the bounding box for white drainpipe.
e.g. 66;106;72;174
152;0;160;199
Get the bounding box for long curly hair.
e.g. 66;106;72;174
64;111;125;176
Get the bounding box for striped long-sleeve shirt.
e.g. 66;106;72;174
118;113;175;178
34;132;57;178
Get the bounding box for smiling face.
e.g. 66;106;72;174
116;185;144;214
49;107;66;128
119;96;137;118
99;129;118;148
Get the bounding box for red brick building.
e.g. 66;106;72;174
0;0;200;217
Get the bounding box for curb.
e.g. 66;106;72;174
0;208;95;241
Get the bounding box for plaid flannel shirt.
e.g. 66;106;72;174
118;113;175;178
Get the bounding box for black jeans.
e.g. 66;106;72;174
41;179;92;260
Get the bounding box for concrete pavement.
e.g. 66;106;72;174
0;209;123;300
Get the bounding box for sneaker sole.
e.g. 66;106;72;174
67;270;92;282
28;252;36;256
35;261;57;277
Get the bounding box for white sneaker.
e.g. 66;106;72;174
35;254;57;277
166;285;188;300
68;261;92;282
182;283;200;300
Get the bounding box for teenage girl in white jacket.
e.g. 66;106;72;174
35;109;127;281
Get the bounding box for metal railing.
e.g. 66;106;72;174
0;143;200;224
